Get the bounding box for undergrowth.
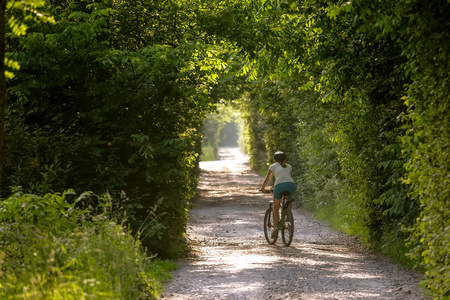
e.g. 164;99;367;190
0;190;176;299
303;189;418;270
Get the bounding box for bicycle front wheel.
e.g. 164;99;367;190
281;209;294;246
264;207;277;245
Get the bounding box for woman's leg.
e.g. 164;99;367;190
273;198;281;228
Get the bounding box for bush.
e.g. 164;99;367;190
0;191;176;299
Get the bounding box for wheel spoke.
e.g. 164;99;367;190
264;207;277;244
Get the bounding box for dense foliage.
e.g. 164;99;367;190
2;0;230;256
0;190;176;299
1;0;448;297
400;1;450;296
221;0;449;297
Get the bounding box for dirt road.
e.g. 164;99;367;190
162;147;426;300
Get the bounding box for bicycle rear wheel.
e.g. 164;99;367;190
264;207;277;244
281;209;294;246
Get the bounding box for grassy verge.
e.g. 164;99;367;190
200;143;218;161
0;191;177;299
303;190;418;270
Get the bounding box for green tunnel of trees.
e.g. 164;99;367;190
0;0;449;298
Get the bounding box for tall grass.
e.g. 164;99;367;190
0;191;176;299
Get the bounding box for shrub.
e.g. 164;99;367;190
0;191;176;299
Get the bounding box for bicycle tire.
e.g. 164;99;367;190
263;207;277;244
281;209;294;246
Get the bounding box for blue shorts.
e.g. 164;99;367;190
273;182;296;200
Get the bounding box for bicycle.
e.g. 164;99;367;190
263;190;294;246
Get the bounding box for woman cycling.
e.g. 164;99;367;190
260;151;296;238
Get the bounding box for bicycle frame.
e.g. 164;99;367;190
276;195;293;229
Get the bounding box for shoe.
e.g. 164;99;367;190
271;228;278;239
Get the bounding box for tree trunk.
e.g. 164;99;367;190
0;0;7;190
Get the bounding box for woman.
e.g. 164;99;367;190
260;151;296;238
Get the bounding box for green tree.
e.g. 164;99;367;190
0;0;6;188
399;1;450;296
0;0;53;188
3;0;449;294
219;2;448;296
3;0;228;256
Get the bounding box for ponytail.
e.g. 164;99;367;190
279;162;287;168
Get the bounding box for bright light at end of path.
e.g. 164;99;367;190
200;147;250;172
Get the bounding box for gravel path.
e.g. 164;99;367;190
162;147;427;300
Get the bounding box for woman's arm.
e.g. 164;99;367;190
260;169;273;192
